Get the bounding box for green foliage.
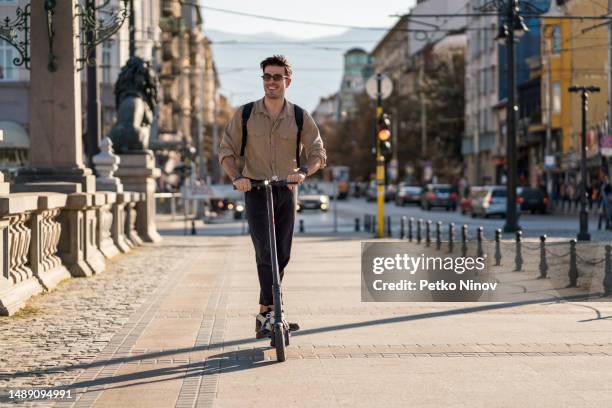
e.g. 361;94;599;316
323;52;465;183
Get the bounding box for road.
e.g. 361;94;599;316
188;197;611;241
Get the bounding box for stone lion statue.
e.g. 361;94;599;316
108;57;158;154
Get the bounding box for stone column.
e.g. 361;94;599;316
15;0;94;192
115;151;162;242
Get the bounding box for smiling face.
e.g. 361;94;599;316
262;65;291;100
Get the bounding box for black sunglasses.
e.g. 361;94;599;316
261;73;289;82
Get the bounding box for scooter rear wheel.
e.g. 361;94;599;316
274;324;286;362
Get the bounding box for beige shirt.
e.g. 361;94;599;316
218;98;327;180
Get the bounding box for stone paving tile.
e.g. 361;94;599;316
0;237;201;395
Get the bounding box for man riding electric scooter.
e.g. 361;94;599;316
219;55;327;341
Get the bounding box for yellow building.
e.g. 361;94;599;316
541;0;608;190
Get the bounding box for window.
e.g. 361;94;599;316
551;26;561;54
0;39;16;81
102;40;112;83
0;0;18;4
553;82;561;113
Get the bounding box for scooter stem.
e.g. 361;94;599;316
264;183;283;323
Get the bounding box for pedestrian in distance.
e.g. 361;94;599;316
218;55;327;339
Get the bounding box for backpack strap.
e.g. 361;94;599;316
294;104;304;167
240;102;255;157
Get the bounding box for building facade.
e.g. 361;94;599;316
337;48;372;120
463;0;499;186
371;15;411;98
540;0;610;198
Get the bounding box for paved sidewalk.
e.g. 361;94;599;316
2;228;612;407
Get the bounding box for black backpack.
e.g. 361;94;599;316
239;101;304;167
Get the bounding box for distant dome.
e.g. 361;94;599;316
345;47;367;56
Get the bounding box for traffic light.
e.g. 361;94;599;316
377;113;392;157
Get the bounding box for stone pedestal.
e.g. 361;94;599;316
58;193;105;277
115;151;161;243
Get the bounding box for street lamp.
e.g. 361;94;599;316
569;85;601;241
496;0;528;233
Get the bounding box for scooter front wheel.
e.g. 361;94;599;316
274;324;286;362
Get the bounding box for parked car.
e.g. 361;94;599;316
459;186;483;215
396;185;422;206
297;186;329;212
366;182;394;202
232;200;246;220
386;184;397;202
209;184;242;212
420;184;457;211
471;186;520;218
518;187;549;214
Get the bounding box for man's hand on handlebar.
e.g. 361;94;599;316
233;177;251;192
286;172;306;190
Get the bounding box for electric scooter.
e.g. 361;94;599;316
241;179;297;362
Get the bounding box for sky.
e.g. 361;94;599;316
201;1;418;110
201;0;417;40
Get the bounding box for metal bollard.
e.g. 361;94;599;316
448;222;455;253
494;229;502;266
538;235;548;279
386;216;392;237
400;216;407;239
604;245;612;296
417;219;422;244
461;224;468;257
476;227;484;259
514;231;523;272
568;239;578;287
408;217;414;242
426;220;432;247
191;219;197;235
355;217;361;232
436;221;442;250
299;219;305;233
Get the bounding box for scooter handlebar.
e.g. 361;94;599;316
232;179;299;190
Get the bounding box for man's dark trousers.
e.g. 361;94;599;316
245;185;295;306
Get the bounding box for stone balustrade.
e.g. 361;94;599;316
0;190;150;316
30;193;71;291
0;194;40;315
97;192;119;259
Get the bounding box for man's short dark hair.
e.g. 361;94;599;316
260;55;292;77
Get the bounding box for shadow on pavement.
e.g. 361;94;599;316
0;349;275;403
5;292;606;387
